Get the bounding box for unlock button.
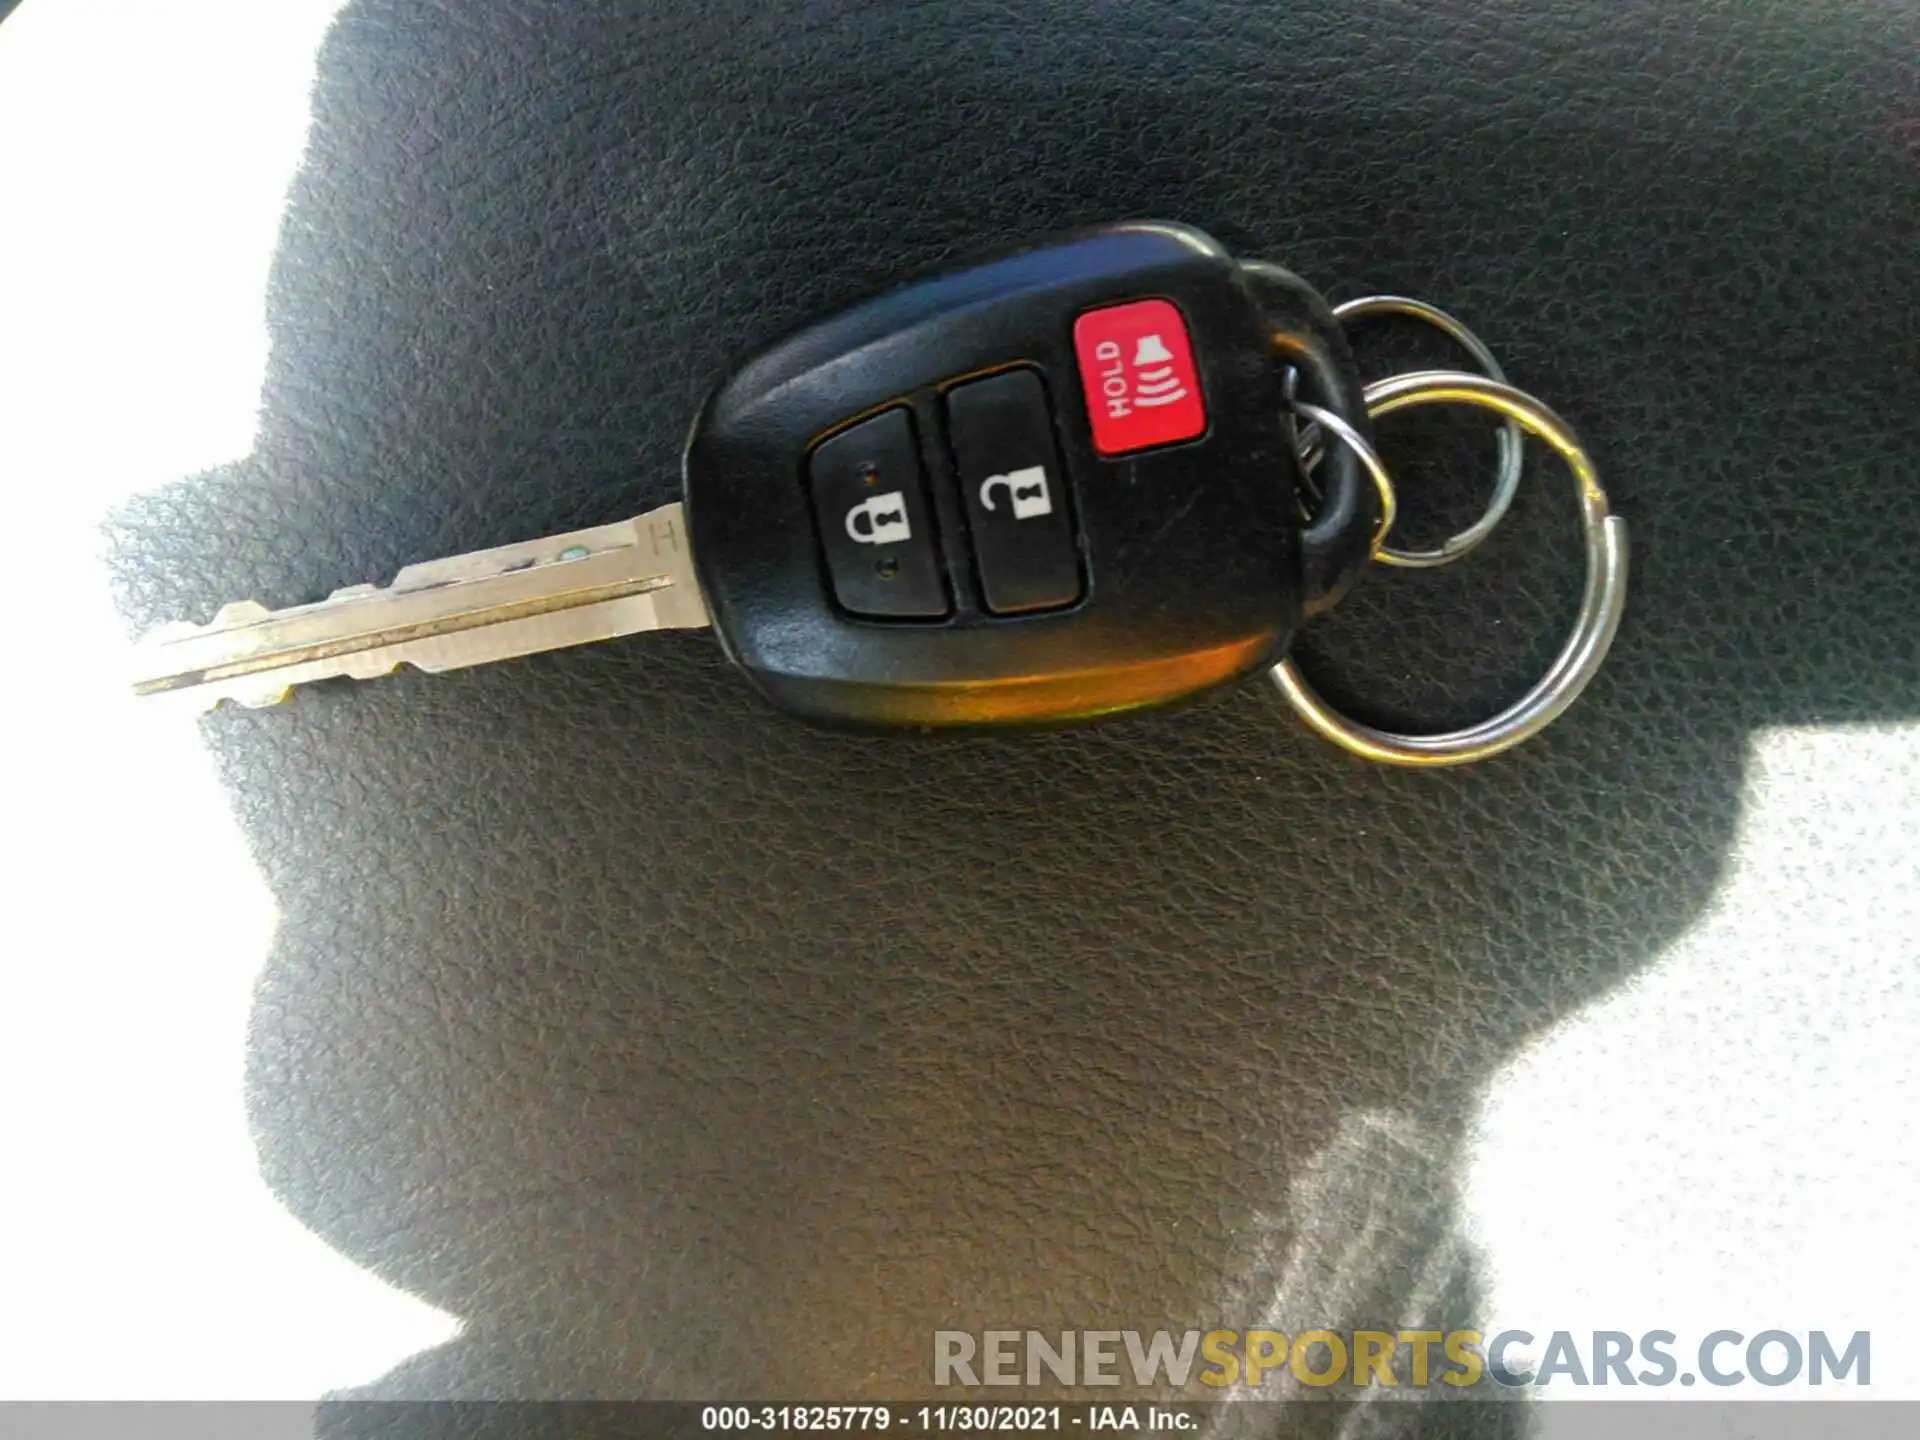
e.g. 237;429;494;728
948;369;1083;615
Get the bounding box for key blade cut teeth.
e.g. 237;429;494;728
131;503;708;710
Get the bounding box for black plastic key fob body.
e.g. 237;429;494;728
682;221;1377;728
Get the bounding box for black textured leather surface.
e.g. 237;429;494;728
107;0;1919;1423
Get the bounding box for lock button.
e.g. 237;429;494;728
808;408;949;619
947;369;1082;615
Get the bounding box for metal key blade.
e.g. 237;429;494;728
132;502;709;711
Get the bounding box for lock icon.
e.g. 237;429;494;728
978;465;1054;521
844;492;913;545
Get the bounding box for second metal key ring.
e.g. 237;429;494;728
1296;296;1527;568
1274;370;1630;767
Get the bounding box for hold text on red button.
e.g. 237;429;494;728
1072;298;1207;456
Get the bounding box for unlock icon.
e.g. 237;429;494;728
978;465;1054;521
844;492;912;545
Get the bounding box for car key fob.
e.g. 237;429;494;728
137;220;1622;758
682;221;1382;728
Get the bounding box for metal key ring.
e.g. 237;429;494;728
1273;370;1629;766
1288;400;1398;559
1295;297;1526;569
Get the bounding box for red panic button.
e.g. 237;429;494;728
1072;298;1208;456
